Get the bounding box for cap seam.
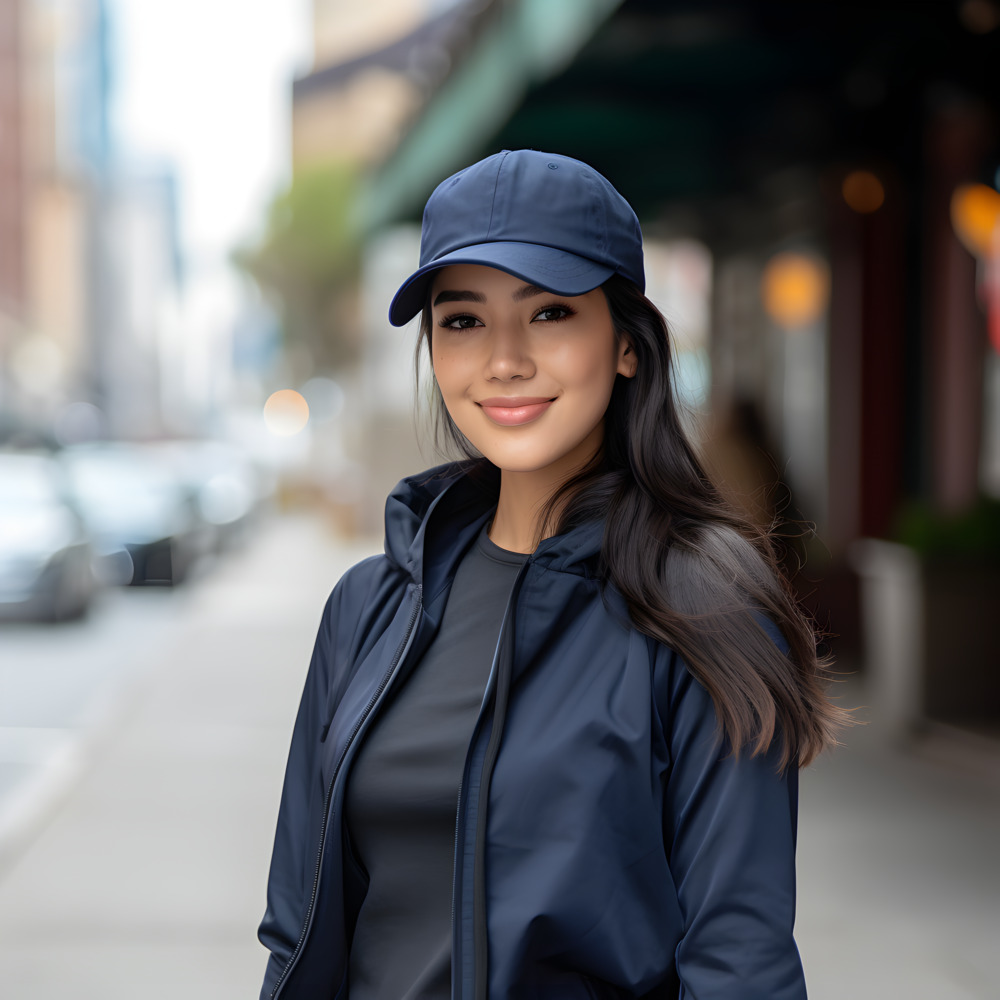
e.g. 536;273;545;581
483;150;509;242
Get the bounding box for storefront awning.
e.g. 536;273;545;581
355;0;624;234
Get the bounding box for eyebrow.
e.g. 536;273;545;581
431;283;549;307
432;289;485;306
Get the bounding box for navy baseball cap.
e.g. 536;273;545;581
388;149;645;326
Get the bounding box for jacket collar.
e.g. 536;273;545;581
383;460;605;594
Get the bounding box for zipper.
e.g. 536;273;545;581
449;773;466;1000
270;584;423;1000
449;618;502;996
452;561;529;1000
471;622;515;1000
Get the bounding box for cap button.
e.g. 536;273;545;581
547;162;558;170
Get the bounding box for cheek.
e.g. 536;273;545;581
430;343;455;389
431;343;472;408
549;339;619;393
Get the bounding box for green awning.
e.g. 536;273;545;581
354;0;624;234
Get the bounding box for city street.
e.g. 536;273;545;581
0;510;996;999
2;3;998;999
0;571;210;854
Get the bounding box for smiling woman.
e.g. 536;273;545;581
257;149;849;1000
428;265;634;549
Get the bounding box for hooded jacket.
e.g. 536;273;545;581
258;463;807;1000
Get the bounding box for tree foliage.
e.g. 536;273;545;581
234;162;361;374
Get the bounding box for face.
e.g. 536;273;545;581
429;264;635;479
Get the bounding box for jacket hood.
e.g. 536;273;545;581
383;461;605;591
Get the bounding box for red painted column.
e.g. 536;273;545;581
923;102;992;514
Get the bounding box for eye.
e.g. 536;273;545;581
438;312;483;330
532;304;576;323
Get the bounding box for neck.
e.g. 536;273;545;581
489;472;557;553
488;437;602;553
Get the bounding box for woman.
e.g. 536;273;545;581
258;149;847;1000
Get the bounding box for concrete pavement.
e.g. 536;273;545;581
0;513;380;999
0;511;996;999
796;706;999;999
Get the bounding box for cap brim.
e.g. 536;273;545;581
387;241;615;326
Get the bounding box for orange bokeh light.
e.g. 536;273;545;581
761;252;831;331
263;389;310;436
842;170;885;214
950;183;1000;259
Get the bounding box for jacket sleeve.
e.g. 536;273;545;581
257;558;383;998
658;637;807;1000
257;584;340;997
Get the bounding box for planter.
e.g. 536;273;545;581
852;539;1000;738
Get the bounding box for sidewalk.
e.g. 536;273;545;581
797;706;999;999
0;511;996;999
0;513;380;1000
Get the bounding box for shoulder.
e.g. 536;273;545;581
318;552;408;648
646;524;792;722
327;552;397;607
664;521;779;602
661;521;790;650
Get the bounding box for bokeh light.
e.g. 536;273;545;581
263;389;310;436
950;182;1000;258
842;170;886;214
958;0;1000;34
761;252;831;330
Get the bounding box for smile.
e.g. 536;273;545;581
477;396;555;426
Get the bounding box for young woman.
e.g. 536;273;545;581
258;149;847;1000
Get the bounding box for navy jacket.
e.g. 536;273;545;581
258;463;806;1000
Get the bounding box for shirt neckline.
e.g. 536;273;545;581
476;522;529;567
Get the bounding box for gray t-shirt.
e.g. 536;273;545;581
345;524;527;1000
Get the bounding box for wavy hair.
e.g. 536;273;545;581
417;274;849;768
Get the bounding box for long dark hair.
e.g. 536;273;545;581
417;274;849;768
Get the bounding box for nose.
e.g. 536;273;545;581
485;320;535;382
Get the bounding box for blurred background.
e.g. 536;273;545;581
0;0;998;998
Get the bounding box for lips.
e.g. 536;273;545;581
477;396;555;426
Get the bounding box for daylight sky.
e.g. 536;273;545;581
110;1;465;273
112;0;312;269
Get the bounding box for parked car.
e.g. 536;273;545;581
144;438;263;553
0;451;97;621
62;442;204;586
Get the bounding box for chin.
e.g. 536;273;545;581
472;440;598;477
487;457;562;475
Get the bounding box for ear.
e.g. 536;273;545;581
616;339;637;378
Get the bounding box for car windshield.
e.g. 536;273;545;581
64;450;176;504
0;455;60;506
